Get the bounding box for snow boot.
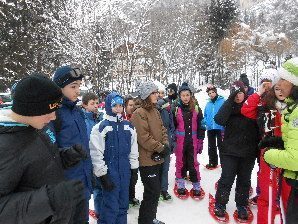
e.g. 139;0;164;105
214;203;226;218
161;191;172;201
153;218;165;224
236;205;248;220
177;188;187;196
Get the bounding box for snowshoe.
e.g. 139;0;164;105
173;184;189;200
89;209;98;220
160;191;173;201
233;206;254;223
153;219;165;224
205;164;221;170
190;188;205;200
209;194;229;223
129;198;140;208
248;195;258;206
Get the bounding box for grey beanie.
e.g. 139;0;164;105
138;80;158;100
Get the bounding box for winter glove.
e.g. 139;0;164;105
151;152;162;162
197;139;204;154
100;174;115;192
258;136;284;150
47;180;85;214
228;90;240;102
60;144;87;169
159;144;171;158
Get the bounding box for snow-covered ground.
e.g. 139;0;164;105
89;87;265;224
89;143;259;224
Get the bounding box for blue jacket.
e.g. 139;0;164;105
89;92;139;178
157;98;176;151
82;109;100;140
53;97;93;198
204;95;225;131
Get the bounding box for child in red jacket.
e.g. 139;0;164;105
241;79;291;224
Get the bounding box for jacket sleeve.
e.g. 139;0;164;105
89;122;108;177
0;149;54;223
197;106;206;139
129;126;139;169
241;93;260;120
214;100;234;127
131;110;164;153
264;110;298;171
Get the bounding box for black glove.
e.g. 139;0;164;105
228;90;239;102
100;174;115;191
159;144;170;158
47;180;85;213
151;152;162;162
60;144;87;169
258;136;284;149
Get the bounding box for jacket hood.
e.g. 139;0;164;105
0;109;28;134
105;92;123;116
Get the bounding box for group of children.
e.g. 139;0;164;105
0;57;298;224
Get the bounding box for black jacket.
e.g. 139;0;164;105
0;124;71;224
214;99;259;158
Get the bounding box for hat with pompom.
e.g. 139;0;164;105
278;57;298;86
178;82;192;95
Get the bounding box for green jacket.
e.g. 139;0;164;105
264;100;298;180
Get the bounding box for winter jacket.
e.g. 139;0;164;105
53;97;93;198
0;110;70;224
204;95;225;131
89;92;139;178
264;101;298;181
82;109;100;140
214;98;259;158
156;98;175;151
131;106;168;167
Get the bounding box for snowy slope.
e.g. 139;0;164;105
89;88;268;224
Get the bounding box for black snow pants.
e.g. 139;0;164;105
215;155;255;206
207;129;223;166
286;187;298;224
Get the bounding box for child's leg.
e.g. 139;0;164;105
161;154;170;192
116;172;130;224
138;165;162;224
207;130;218;165
100;174;120;224
175;137;185;179
215;155;238;205
129;168;138;201
235;157;255;207
93;177;103;217
215;129;223;163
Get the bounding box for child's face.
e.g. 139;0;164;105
27;111;57;129
83;99;99;113
234;92;245;104
274;85;286;101
276;79;294;98
208;90;217;99
112;104;123;114
149;90;159;104
158;90;165;99
125;99;135;115
62;80;81;102
180;90;191;104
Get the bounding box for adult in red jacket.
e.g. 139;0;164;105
241;82;291;224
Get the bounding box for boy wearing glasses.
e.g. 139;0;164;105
53;66;93;223
204;84;225;169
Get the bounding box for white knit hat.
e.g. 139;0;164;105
278;57;298;86
259;68;278;86
137;80;158;100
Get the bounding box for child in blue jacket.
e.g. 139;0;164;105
89;92;139;224
52;66;93;223
204;84;225;169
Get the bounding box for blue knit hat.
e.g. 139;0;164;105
111;96;124;107
53;66;84;88
178;82;192;95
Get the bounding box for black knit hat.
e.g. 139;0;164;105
239;73;250;87
166;83;178;93
178;82;192;95
12;74;62;116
